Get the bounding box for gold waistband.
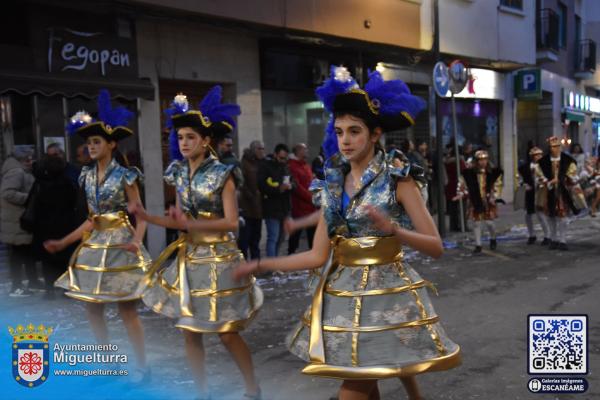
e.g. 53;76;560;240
90;212;130;231
332;236;402;266
184;212;235;244
186;230;234;245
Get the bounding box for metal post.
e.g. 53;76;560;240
33;95;42;158
451;92;465;234
433;0;447;235
62;97;71;162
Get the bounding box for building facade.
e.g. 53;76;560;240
5;0;595;251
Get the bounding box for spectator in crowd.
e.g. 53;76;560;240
258;143;293;257
399;139;418;165
462;142;474;168
570;143;585;175
75;143;92;168
216;134;240;168
45;143;80;185
30;151;80;299
287;143;316;254
311;146;325;180
445;140;467;232
416;140;434;208
238;140;266;260
0;147;43;296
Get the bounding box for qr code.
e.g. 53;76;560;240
528;315;587;374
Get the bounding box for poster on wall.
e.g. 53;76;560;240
43;137;66;153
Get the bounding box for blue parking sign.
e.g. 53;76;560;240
515;69;541;100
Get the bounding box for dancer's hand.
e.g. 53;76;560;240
168;206;189;231
121;240;141;254
44;239;66;254
283;217;297;235
365;206;398;236
232;260;259;281
128;202;147;220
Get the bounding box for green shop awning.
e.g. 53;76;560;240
565;111;585;123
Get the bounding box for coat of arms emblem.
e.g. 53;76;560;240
8;323;53;388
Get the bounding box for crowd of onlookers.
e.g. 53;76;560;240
4;135;598;296
0;143;90;298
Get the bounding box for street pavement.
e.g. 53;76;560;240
1;205;598;399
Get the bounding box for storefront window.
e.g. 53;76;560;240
439;99;501;166
1;93;139;168
261;90;326;158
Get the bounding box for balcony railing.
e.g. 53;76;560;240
575;39;597;75
536;8;559;52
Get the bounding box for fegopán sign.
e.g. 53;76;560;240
47;28;134;77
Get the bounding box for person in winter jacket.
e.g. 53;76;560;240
31;153;81;299
238;141;265;259
0;147;42;296
257;143;293;257
287;143;316;254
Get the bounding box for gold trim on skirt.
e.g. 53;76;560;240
305;235;461;379
56;211;149;303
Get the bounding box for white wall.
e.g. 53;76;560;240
135;18;263;256
438;0;535;65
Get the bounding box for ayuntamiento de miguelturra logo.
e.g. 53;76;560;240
9;323;52;388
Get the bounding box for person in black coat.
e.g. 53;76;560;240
257;143;294;257
31;154;81;298
518;147;550;245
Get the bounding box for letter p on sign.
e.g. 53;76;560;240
523;73;536;91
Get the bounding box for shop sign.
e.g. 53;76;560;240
443;68;504;100
562;89;600;114
47;28;136;78
514;69;541;100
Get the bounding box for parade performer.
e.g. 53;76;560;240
534;136;586;250
456;150;503;253
44;90;151;380
518;147;550;245
234;67;460;400
131;87;262;399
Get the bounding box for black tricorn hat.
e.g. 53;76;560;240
171;111;234;137
75;122;133;142
332;89;416;132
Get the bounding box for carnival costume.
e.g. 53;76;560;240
457;150;503;251
534;136;586;250
55;90;152;302
286;67;461;379
518;147;550;244
141;87;263;332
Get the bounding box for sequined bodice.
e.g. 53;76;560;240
310;150;424;238
79;159;142;215
164;155;241;217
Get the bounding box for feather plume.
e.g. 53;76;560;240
364;70;425;119
315;66;358;112
96;89;134;128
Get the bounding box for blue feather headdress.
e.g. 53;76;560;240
316;66;426;158
66;89;134;141
166;86;241;160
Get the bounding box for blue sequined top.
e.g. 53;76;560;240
164;155;242;217
79;158;143;215
310;149;425;238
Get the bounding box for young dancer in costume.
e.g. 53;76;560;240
131;87;262;399
45;90;151;379
534;136;585;250
235;67;460;400
456;150;503;253
518;147;550;245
